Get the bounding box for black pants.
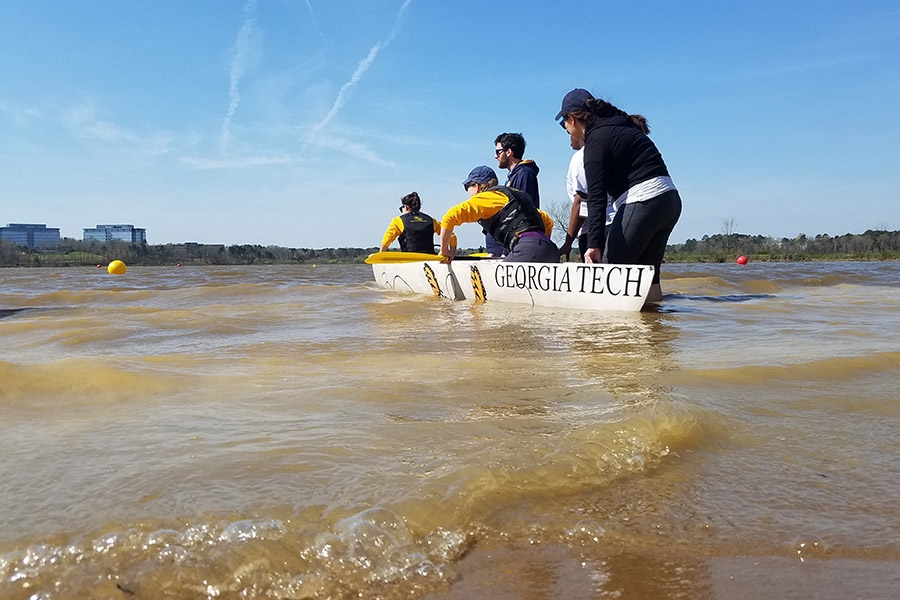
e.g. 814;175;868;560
604;190;682;284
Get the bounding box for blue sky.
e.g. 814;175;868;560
2;1;898;249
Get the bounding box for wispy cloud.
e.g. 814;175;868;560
308;0;415;141
303;0;325;41
312;134;396;168
180;154;292;170
64;101;136;144
63;100;175;156
221;0;259;149
319;121;441;152
0;101;43;127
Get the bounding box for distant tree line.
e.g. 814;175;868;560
541;199;900;262
665;229;900;262
0;238;378;267
2;229;899;267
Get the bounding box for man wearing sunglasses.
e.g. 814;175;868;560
485;132;540;257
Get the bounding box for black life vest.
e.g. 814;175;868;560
478;186;544;252
399;212;437;253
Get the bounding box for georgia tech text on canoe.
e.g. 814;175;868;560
488;263;652;296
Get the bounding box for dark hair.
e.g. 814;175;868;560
400;191;421;212
473;177;499;192
628;114;650;134
494;132;526;159
571;99;651;134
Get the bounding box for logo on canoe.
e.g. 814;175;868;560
470;265;487;302
423;263;444;297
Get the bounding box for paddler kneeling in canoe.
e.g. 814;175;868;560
380;191;457;254
439;166;559;263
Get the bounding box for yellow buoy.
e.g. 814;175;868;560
107;260;127;275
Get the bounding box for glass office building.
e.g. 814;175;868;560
0;223;61;249
83;224;147;243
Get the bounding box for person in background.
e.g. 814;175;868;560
557;93;624;262
379;191;455;253
439;166;558;263
556;88;682;302
558;132;588;261
484;132;541;257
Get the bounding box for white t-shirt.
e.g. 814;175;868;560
613;175;677;207
566;148;588;219
566;149;618;236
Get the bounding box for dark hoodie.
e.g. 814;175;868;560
583;114;669;249
506;159;540;208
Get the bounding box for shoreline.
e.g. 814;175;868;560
1;256;899;268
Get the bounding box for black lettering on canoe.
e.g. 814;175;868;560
515;265;527;288
623;266;645;297
558;266;572;292
495;264;509;287
538;265;551;291
576;265;591;293
606;266;622;295
590;266;606;294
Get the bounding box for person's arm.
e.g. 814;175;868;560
434;218;457;252
443;192;506;227
439;227;456;261
583;134;608;254
440;192;507;259
584;247;602;264
559;191;586;259
379;217;403;252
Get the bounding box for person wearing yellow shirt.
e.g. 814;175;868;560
379;191;456;253
439;166;558;263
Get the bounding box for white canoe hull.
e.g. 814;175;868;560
372;260;652;311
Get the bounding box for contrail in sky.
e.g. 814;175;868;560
308;0;414;139
304;0;317;28
304;0;326;42
221;0;258;148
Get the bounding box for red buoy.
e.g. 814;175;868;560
736;255;748;265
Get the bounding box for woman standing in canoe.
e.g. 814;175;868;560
379;191;455;254
556;88;682;301
439;166;558;263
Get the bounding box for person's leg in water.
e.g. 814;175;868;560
604;190;682;302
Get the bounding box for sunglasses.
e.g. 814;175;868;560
559;115;568;129
494;148;505;156
398;206;405;212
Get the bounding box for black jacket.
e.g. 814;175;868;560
583;115;669;249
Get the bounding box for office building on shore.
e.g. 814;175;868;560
0;223;61;249
83;224;147;243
